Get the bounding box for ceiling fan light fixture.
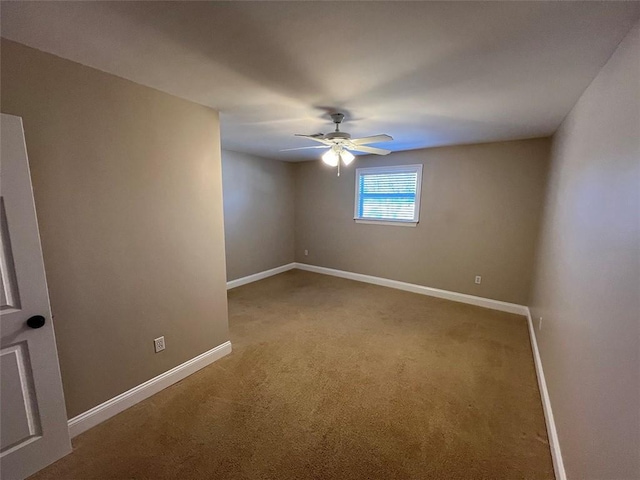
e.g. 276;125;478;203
340;149;355;165
291;112;393;171
322;149;339;167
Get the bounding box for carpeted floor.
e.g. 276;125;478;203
30;270;554;479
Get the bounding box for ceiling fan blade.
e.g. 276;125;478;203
294;134;332;145
280;145;329;152
295;133;324;138
347;144;391;155
350;134;393;145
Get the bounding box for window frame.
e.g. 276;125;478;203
353;164;423;227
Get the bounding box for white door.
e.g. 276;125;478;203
0;114;71;480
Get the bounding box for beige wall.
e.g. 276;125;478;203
294;138;550;305
530;24;640;479
222;150;295;281
1;40;229;418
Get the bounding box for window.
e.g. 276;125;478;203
354;164;423;226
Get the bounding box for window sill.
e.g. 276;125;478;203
354;219;418;227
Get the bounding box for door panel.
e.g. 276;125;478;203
1;199;21;313
1;343;41;452
0;114;71;480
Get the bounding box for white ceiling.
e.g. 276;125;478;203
2;1;639;161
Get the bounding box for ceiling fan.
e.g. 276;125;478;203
283;113;393;174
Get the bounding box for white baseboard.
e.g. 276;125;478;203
294;263;528;316
227;263;296;290
67;341;232;438
526;309;566;480
225;262;526;316
67;265;561;478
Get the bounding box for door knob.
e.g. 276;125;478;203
26;315;46;329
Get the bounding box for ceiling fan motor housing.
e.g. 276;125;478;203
324;131;351;142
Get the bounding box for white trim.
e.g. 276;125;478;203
354;219;417;227
525;309;566;480
67;341;232;438
227;263;296;290
294;263;528;315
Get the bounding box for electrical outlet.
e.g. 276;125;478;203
538;317;543;331
474;275;482;285
304;249;309;256
154;336;165;353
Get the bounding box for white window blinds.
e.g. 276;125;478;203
354;164;423;225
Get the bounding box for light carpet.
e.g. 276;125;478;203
31;269;553;479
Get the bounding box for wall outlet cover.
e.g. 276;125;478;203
154;336;165;353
